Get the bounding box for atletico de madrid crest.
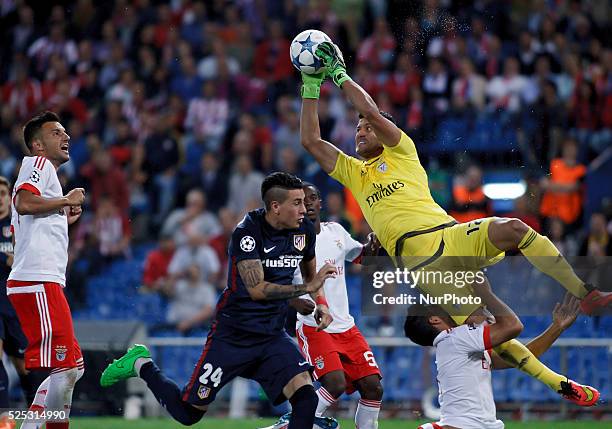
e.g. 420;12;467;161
197;385;211;399
293;234;305;251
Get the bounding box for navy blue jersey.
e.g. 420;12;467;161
0;214;13;314
215;208;316;339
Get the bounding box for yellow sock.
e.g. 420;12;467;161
493;339;565;392
518;229;589;298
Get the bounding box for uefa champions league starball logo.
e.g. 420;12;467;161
240;236;256;252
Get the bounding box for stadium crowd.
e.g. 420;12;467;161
0;0;610;322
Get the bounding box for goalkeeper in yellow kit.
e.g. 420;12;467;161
298;41;610;406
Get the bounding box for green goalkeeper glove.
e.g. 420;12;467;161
316;42;351;88
301;72;326;99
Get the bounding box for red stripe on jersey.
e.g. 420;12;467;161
182;322;217;402
483;324;492;350
16;182;41;196
35;156;42;169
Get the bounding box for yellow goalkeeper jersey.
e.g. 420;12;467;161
330;131;456;256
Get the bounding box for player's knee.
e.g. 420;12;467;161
358;378;383;401
289;384;318;417
321;373;346;398
62;367;79;386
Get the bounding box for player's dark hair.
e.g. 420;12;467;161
23;111;61;153
0;176;10;192
358;111;396;125
404;304;442;347
302;181;321;199
261;172;304;210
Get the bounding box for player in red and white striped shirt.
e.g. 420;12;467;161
9;111;85;429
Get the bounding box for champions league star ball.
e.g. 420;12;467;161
290;29;332;75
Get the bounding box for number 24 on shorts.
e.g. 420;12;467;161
199;363;223;387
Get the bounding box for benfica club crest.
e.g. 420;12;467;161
314;355;324;370
2;226;11;238
55;345;67;362
293;234;306;251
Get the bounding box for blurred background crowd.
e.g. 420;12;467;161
0;0;610;337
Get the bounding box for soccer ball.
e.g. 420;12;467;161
290;29;332;75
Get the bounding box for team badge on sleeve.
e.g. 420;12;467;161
30;170;41;183
293;234;305;251
240;236;256;252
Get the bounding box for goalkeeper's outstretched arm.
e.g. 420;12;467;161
300;73;342;173
340;79;401;148
316;42;401;148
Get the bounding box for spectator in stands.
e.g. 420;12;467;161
357;17;396;72
324;191;353;233
181;152;228;212
98;42;131;89
170;55;203;103
422;57;451;129
2;64;42;120
46;78;89;124
384;53;421;108
517;30;539;75
547;217;574;257
227;154;264;216
164;264;217;335
27;21;78;75
450;165;492;223
142;232;176;293
486;56;528;113
507;195;541;233
80;149;130;217
209;207;237;289
540;138;586;229
273;111;304;169
184;80;229;152
466;15;495;71
531;78;566;167
9;5;36;55
137;111;181;228
93;195;131;262
569;79;600;143
162;188;221;251
197;37;240;80
451;57;487;113
579;213;611;257
166;232;221;300
253;19;292;94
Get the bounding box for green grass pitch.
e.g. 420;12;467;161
63;417;610;428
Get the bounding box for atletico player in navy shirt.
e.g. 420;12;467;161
101;172;337;429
